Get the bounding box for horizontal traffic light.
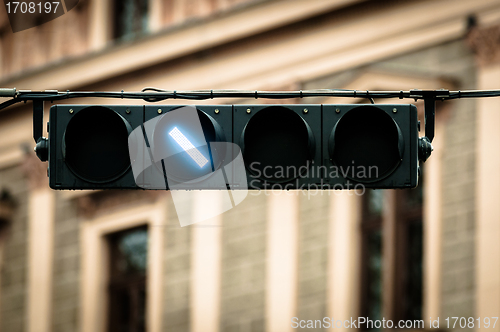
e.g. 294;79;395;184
48;104;419;190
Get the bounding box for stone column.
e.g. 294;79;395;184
469;22;500;331
22;153;55;332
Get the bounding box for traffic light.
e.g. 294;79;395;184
48;104;419;190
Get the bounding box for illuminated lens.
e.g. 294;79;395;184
169;127;209;168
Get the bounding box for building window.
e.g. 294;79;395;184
113;0;149;40
360;176;423;329
107;226;149;332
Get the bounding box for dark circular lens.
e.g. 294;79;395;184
63;106;132;183
153;109;225;182
329;106;404;183
242;106;315;183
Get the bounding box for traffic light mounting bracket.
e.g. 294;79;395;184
409;88;450;143
33;99;49;162
409;89;449;162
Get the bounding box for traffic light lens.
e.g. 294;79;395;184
168;127;210;168
330;106;404;183
242;106;314;183
153;109;225;182
63;106;132;183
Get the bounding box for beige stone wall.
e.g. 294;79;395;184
0;163;29;332
220;193;267;332
0;1;90;77
297;194;329;323
0;0;259;78
1;1;500;332
51;194;81;332
163;194;192;332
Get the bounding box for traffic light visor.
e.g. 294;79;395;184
329;105;404;183
63;106;132;183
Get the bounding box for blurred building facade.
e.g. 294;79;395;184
0;0;500;332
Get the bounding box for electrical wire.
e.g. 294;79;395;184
1;88;500;111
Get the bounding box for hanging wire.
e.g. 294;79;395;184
1;88;500;111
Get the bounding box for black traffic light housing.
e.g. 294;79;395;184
47;103;419;190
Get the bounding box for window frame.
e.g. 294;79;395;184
111;0;151;41
392;187;424;323
107;225;149;332
80;201;165;332
359;188;424;329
